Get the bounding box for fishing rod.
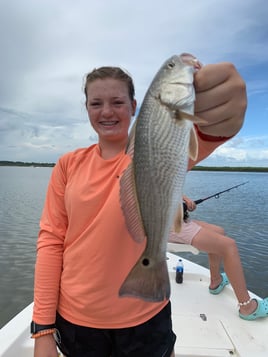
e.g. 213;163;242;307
193;181;249;205
183;181;249;218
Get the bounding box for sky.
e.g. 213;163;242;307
0;0;268;167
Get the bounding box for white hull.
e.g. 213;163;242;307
0;251;267;357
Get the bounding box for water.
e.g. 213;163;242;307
0;167;267;328
183;170;268;300
0;167;52;328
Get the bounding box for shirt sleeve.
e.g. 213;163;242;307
32;157;68;324
188;125;231;170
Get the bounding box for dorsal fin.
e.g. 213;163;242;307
120;161;146;243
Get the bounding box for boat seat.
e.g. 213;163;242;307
167;242;199;255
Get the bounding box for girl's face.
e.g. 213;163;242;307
86;78;136;144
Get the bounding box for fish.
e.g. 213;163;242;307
119;53;202;302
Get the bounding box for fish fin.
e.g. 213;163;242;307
125;120;137;157
120;162;146;243
119;256;170;302
188;126;199;161
177;110;207;125
173;203;183;233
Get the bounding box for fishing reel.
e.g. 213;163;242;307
183;202;190;222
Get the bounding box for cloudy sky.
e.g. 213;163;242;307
1;0;267;166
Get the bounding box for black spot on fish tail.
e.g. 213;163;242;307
119;257;170;302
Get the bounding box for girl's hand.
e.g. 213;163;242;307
194;62;247;138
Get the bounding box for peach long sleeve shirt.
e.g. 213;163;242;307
33;131;227;328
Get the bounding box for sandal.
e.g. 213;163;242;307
239;298;268;321
209;272;229;295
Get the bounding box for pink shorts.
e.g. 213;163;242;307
168;220;201;245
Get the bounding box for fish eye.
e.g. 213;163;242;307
167;61;175;69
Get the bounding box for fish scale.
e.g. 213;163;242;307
119;54;200;302
134;100;188;244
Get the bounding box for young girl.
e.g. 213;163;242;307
32;61;247;357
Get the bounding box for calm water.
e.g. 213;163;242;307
0;167;267;328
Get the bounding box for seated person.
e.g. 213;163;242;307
169;195;268;321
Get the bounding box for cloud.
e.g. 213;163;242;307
200;136;268;167
0;0;268;164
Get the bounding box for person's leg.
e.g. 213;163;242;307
194;220;225;235
193;220;224;288
169;219;223;289
191;226;258;315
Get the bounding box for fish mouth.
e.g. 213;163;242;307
180;53;202;69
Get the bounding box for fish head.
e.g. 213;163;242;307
149;53;200;112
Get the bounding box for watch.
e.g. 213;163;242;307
30;321;56;334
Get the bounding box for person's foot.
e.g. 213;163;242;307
239;299;257;315
239;298;268;320
209;276;223;290
209;272;229;295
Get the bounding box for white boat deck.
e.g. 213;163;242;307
0;252;267;356
168;252;268;356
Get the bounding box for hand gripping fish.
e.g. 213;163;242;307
119;53;202;302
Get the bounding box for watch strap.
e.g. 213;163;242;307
30;321;56;334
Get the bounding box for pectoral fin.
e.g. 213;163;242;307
176;110;207;125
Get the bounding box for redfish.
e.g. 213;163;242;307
119;53;201;302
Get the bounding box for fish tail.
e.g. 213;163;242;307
119;257;170;302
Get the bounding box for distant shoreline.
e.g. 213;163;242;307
191;165;268;173
0;161;267;172
0;161;55;168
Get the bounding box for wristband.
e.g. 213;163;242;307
31;328;56;339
